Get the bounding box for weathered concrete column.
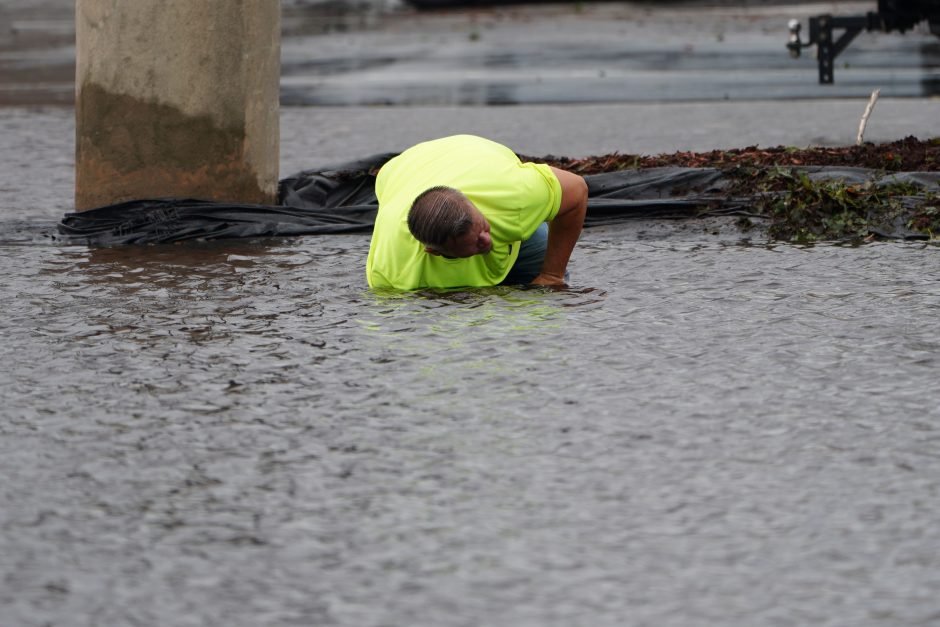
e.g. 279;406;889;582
75;0;280;210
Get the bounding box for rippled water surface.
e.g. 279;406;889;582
3;230;940;626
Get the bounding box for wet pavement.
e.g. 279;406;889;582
3;0;940;105
280;1;940;105
3;2;940;626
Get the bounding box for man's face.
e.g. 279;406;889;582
427;204;492;258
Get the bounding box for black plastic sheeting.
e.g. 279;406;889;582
57;153;940;245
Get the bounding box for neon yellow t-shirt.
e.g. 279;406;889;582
366;135;562;290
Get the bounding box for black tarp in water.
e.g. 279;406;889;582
57;154;940;245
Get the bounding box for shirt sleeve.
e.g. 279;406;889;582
499;162;562;242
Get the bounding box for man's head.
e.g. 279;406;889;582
408;186;492;258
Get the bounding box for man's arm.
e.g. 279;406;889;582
531;166;588;286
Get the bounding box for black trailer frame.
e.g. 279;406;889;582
787;0;940;83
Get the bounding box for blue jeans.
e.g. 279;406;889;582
500;222;548;285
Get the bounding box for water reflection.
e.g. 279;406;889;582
359;286;608;352
351;285;610;419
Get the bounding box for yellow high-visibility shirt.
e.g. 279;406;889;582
366;135;561;290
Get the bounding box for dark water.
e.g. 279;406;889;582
3;227;940;625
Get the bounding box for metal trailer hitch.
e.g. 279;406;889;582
787;0;940;83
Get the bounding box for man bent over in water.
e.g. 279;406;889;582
366;135;587;290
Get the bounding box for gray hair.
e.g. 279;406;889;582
407;186;473;249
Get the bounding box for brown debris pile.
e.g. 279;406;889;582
532;136;940;174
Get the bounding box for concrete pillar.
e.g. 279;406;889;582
75;0;280;211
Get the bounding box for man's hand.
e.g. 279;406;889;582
530;272;567;288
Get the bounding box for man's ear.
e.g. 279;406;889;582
424;246;442;256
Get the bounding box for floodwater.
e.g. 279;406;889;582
4;228;940;626
3;1;940;622
3;109;940;626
